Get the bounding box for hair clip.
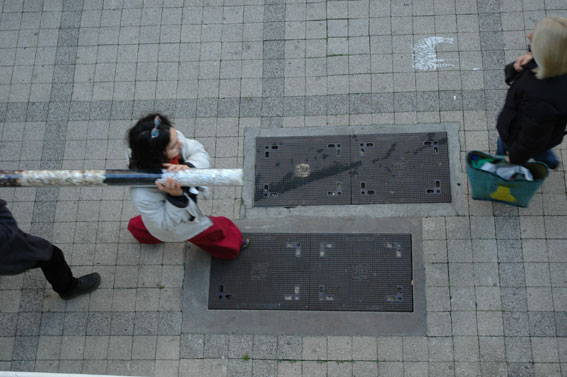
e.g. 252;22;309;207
151;116;160;138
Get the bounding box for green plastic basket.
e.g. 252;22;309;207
466;151;549;208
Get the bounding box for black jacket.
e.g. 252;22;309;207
497;60;567;164
0;200;53;275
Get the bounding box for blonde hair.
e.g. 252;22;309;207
531;16;567;79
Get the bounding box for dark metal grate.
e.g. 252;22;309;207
209;233;413;312
351;133;451;204
208;234;310;310
254;136;352;206
309;234;413;312
253;133;451;206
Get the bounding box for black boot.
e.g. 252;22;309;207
59;272;101;300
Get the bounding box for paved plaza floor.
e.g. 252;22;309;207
1;0;567;376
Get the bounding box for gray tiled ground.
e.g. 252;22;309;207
1;0;567;375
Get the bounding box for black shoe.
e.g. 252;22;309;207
240;238;250;250
59;272;101;300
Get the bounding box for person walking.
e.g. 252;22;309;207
496;16;567;169
0;199;100;300
126;113;248;260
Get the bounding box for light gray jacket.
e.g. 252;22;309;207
130;130;213;242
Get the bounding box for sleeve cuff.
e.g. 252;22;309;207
166;194;189;208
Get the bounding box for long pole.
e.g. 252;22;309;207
0;169;243;187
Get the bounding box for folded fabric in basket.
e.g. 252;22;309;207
479;161;533;181
496;165;533;181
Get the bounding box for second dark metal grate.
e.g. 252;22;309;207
209;233;413;312
254;132;451;206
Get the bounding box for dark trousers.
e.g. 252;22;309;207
497;137;558;167
34;246;76;294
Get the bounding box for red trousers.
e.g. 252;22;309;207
128;215;242;260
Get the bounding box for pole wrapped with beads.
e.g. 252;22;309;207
0;169;243;187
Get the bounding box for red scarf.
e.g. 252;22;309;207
169;155;180;165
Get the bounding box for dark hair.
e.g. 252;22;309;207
128;113;173;172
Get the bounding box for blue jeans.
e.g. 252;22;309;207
497;137;558;168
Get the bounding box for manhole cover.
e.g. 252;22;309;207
352;132;451;204
209;233;413;312
254;136;353;206
254;133;451;206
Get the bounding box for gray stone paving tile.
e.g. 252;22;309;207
253;336;278;359
377;361;403;377
134;311;159;335
239;98;263;117
12;360;36;372
84;336;109;361
228;335;253;359
110;312;134;336
531;337;559;363
352;361;378;377
63;312;88;336
403;361;428;377
302;337;326;361
453;336;479;362
428;337;454;362
129;360;154;376
451;287;476;311
179;359;203;377
499;263;526;287
180;334;205;359
18;289;44;312
429;362;456;377
0;313;19;337
474;262;499;287
157;312;182;335
506;337;533;363
477;311;504;336
529;311;556;337
35;360;59;373
479;337;506;362
556;312;567;337
204;334;229;359
252;360;276;377
86;312;111;336
277;336;302;360
227;359;252;377
16;312;41;337
106;360;130;376
427;312;453;336
503;311;530;337
36;336;62;361
497;239;523;262
506;362;534;377
60;335;86;360
425;263;449;287
108;336;133;360
156;336;180;360
402;337;428;362
327;361;352;377
352;337;377;361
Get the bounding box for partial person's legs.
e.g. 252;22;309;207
496;137;509;156
38;245;75;294
36;245;100;300
128;215;163;244
533;149;559;169
188;216;244;259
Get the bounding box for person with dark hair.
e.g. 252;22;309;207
0;199;100;300
126;113;248;259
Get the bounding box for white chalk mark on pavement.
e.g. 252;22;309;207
412;36;456;71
